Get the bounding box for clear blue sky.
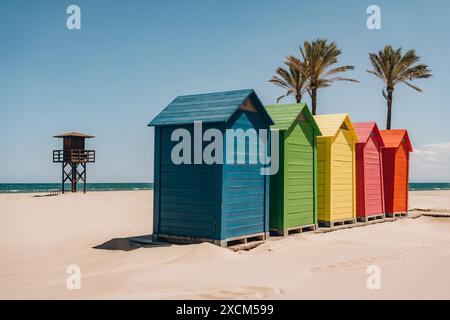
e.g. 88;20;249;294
1;0;449;183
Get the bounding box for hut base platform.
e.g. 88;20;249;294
216;232;269;248
318;218;356;228
153;232;269;248
385;212;408;218
357;213;385;222
270;224;317;236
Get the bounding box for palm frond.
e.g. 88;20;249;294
327;76;360;83
399;80;423;92
324;65;355;77
276;91;293;103
268;57;309;103
367;45;432;92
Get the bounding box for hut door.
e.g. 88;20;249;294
363;135;384;215
284;121;315;227
222;111;266;239
331;129;354;220
394;144;409;212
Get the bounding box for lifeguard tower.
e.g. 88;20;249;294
53;132;95;193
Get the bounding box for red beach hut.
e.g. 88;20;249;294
354;122;385;221
380;129;413;217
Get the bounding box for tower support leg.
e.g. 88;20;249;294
71;164;77;193
61;161;89;194
61;163;65;194
83;163;87;194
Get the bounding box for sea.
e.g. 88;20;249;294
409;183;450;191
0;183;448;194
0;183;153;193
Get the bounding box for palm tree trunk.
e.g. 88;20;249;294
386;87;393;130
311;89;317;115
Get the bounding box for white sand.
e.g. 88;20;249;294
0;190;450;299
409;190;450;211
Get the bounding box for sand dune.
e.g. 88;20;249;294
0;190;450;299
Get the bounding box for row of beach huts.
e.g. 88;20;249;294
148;89;412;247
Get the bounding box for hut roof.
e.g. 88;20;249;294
313;113;359;141
53;132;95;138
353;122;384;146
148;89;273;127
265;103;321;134
380;129;413;151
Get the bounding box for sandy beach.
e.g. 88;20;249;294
0;190;449;299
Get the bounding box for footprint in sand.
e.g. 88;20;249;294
179;286;284;300
310;245;429;272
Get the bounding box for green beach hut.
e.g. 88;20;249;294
266;104;322;235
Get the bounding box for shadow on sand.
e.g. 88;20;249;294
93;234;172;251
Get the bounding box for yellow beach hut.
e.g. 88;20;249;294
313;114;359;227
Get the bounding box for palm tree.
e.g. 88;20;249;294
299;39;358;115
268;56;308;103
367;45;432;129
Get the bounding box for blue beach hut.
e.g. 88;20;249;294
148;89;274;247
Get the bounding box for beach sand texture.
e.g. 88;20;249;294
1;190;450;299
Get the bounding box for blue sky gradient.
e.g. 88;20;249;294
1;0;449;182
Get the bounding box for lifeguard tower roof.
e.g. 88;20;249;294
53;131;95;138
